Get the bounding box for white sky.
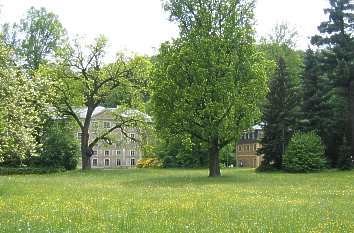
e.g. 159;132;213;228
0;0;329;57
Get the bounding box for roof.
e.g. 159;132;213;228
76;106;115;118
76;106;152;122
252;123;263;130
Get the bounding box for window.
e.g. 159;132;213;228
254;144;257;151
130;150;135;157
104;159;110;166
92;121;98;128
246;145;250;151
104;150;110;156
117;159;121;166
130;133;135;143
93;150;98;155
116;150;121;156
131;158;135;166
103;121;111;128
238;146;241;151
92;159;98;167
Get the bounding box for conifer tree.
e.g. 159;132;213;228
311;0;354;163
302;48;346;167
258;57;300;169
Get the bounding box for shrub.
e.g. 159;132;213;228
155;137;208;168
0;166;64;175
256;162;280;172
283;131;327;172
34;120;79;170
137;158;163;168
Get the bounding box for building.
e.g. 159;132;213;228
76;106;151;168
235;124;263;168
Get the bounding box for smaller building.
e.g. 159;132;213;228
235;125;263;168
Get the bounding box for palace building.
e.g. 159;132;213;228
76;106;151;168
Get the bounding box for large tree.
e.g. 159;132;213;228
311;0;354;161
41;36;150;170
152;0;269;177
256;24;302;170
2;7;66;72
258;57;300;169
301;48;346;167
0;39;52;164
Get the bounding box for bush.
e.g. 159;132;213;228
256;162;280;172
0;166;64;175
155;136;208;168
35;120;79;170
137;158;163;168
283;131;327;172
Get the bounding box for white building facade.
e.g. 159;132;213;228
77;107;150;168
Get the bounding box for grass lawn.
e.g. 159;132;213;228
0;168;354;233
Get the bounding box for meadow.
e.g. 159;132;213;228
0;168;353;233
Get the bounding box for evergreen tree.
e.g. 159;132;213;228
311;0;354;164
258;57;300;169
302;49;346;167
302;49;328;133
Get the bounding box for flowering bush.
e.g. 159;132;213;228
137;158;163;168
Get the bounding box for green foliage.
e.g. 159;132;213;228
0;166;63;175
39;36;151;169
136;158;163;168
258;56;301;169
34;120;79;170
259;24;303;84
2;7;67;71
155;136;208;168
219;143;236;167
301;48;346;167
154;0;269;176
267;23;298;48
311;0;354;160
104;56;153;107
337;136;353;170
0;40;53;163
255;162;279;172
283;132;327;172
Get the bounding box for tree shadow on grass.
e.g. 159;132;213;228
121;171;260;188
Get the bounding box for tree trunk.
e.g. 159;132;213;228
81;128;91;170
81;106;95;170
208;141;221;177
348;81;354;161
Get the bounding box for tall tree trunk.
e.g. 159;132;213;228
81;128;91;170
208;141;221;177
348;81;354;162
81;106;95;170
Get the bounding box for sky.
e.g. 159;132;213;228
0;0;329;57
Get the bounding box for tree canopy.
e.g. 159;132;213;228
153;0;269;176
2;7;67;72
311;0;354;165
40;36;151;169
